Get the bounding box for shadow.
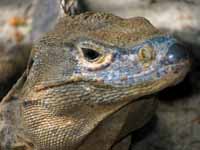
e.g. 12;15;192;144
130;116;158;145
79;0;89;12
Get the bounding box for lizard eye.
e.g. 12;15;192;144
82;48;102;62
76;42;113;70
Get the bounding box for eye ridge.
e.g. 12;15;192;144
82;48;101;61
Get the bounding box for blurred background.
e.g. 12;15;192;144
0;0;199;150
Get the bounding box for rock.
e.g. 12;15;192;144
0;0;61;99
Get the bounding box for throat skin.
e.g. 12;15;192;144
78;97;157;150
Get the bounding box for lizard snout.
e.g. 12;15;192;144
166;43;189;65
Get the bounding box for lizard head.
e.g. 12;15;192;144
73;36;189;92
24;12;191;110
56;12;190;105
31;12;190;104
19;12;191;150
66;36;190;104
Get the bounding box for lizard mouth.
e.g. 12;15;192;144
129;59;190;95
23;59;189;120
164;60;190;86
33;59;190;105
90;59;191;103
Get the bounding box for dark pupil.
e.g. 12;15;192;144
82;48;100;61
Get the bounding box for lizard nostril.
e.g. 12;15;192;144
138;46;155;62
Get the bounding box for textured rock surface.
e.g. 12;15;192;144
0;0;60;45
0;0;61;99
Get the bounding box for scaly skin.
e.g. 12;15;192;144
0;12;190;150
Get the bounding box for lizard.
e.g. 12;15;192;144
0;12;190;150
